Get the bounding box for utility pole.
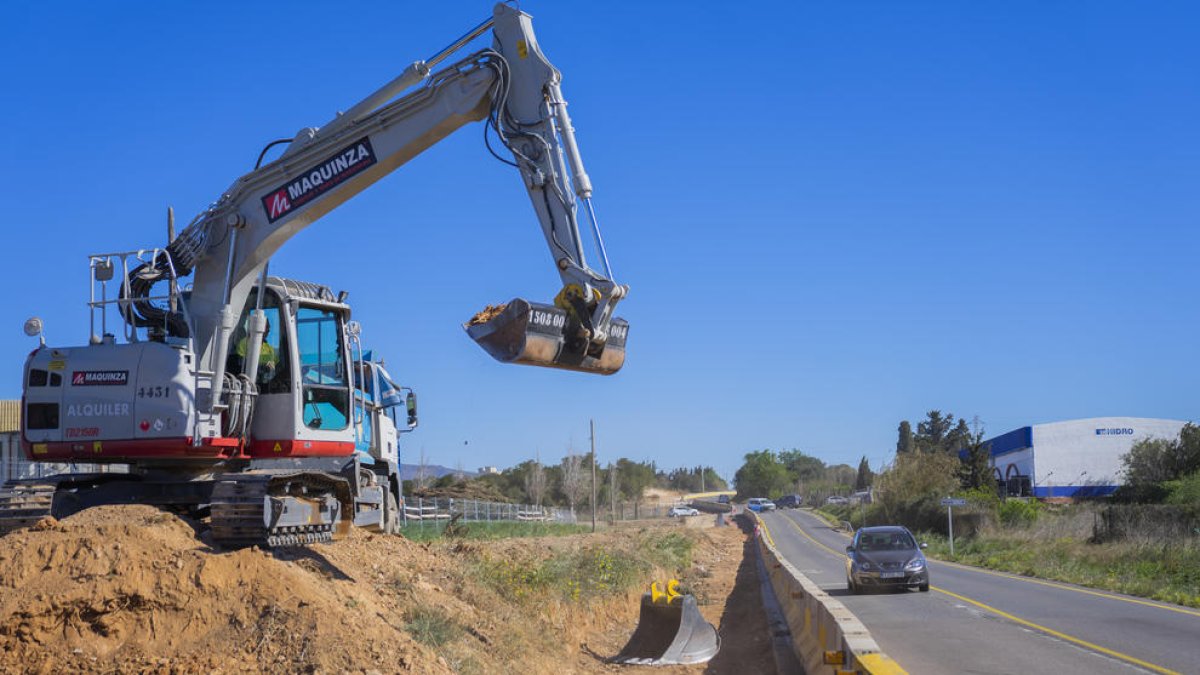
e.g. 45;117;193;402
590;419;597;533
609;462;617;523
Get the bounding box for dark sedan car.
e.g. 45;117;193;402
845;526;929;593
774;494;802;509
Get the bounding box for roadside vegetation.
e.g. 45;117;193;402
399;520;590;542
731;449;871;502
736;410;1200;607
474;529;696;604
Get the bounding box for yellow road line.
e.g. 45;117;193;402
854;653;908;675
781;513;847;557
757;516;778;548
933;586;1180;675
783;511;1184;675
929;558;1200;618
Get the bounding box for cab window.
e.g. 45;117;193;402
228;289;291;393
297;306;349;430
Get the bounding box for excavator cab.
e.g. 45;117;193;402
466;298;628;375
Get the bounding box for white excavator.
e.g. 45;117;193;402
3;3;629;547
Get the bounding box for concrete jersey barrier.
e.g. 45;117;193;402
750;512;906;675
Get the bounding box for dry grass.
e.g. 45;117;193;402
921;504;1200;607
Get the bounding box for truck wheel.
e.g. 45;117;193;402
384;492;401;535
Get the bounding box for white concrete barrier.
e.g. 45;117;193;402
751;512;906;675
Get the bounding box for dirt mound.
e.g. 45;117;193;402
0;505;441;674
0;506;771;674
644;487;686;503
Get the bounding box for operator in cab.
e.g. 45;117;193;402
235;317;279;380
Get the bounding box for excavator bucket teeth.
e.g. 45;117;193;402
613;594;720;666
465;298;627;375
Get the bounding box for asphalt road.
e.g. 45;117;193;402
758;509;1200;675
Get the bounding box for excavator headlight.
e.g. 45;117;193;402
23;317;43;338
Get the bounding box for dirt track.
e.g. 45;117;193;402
0;507;773;674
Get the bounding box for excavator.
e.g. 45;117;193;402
1;4;629;548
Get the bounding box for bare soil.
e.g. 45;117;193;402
466;304;506;326
0;506;774;674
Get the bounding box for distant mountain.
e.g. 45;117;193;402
399;464;477;481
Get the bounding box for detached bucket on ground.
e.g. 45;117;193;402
465;298;628;375
613;593;720;666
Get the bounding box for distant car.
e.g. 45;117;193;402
717;495;731;504
845;525;929;594
746;498;776;512
668;505;700;517
825;495;849;505
774;495;802;509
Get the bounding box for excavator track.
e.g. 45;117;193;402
0;482;57;535
209;473;348;549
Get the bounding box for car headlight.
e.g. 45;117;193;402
857;561;873;571
905;558;925;571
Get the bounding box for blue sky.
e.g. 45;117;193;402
2;2;1196;482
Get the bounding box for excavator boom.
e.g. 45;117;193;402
7;4;630;549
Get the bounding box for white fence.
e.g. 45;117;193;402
402;495;575;527
1;458;128;484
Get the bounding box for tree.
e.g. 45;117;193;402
560;452;588;516
414;446;433;490
948;418;972;456
896;421;915;455
826;463;856;487
915;410;953;454
1121;424;1200;493
617;459;656;517
914;410;972;455
733;450;791;499
958;417;993;490
874;451;960;519
854;456;873;490
523;457;547;506
778;450;826;486
658;466;728;493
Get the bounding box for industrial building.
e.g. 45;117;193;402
975;417;1188;498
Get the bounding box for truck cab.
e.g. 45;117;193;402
352;354;417;468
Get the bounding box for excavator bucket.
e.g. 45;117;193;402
613;593;720;666
465;298;628;375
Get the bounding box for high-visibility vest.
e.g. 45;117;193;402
235;337;278;368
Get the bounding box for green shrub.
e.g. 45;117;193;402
404;606;462;647
999;499;1041;527
639;531;694;570
960;487;1002;510
1165;471;1200;505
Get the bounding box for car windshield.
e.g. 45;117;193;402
857;531;917;551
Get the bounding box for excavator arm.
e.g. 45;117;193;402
121;4;629;415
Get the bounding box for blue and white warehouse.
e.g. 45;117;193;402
978;417;1187;498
